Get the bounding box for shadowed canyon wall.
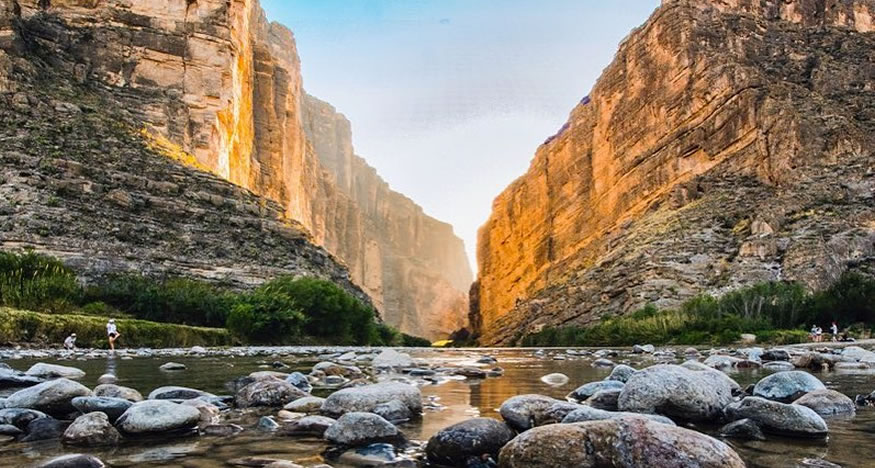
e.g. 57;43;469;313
473;0;875;345
0;0;471;338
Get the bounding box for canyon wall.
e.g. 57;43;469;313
0;0;470;338
474;0;875;345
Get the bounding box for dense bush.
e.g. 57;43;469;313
0;251;81;313
226;283;305;344
401;333;433;347
807;272;875;326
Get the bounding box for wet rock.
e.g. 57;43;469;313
258;416;280;432
591;358;615;368
250;371;290;381
374;400;412;423
190;346;207;354
180;398;221;426
93;384;143;402
5;378;92;416
0;424;22;436
632;344;655;354
539;373;569;386
561;406;675;426
202;423;244;436
841;346;875;363
159;362;186;371
321;382;422;417
62;412;121;446
36;454;106;468
236;379;308;408
703;355;741;369
725;397;828;438
26;363;86;380
283;396;325;413
793;389;855;417
681;360;741;392
499;394;561;431
833;362;869;370
763;361;795;371
323;412;401;446
115;400;201;435
312;362;362;378
95;374;116;385
566;380;625;403
452;367;488;378
284;372;313;393
498;418;744;468
752;371;825;402
373;349;414;369
323;375;345;385
277;410;305;421
71;397;132;423
279;415;336;437
148;386;214;401
0;408;49;430
0;368;44;388
539;402;585;425
761;349;791;361
618;364;732;422
477;356;498;364
604;364;636;383
719;418;766;441
21;417;68;442
584;389;621;410
426;418;516;466
338;443;398;465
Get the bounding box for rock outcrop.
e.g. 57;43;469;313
473;0;875;345
0;0;470;338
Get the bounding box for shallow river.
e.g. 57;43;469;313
2;347;875;467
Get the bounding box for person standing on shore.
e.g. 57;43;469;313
831;321;839;342
106;319;121;351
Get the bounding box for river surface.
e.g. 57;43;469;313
2;347;875;467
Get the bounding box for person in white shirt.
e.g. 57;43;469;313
63;333;76;350
831;322;839;342
106;319;121;350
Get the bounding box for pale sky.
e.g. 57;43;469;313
261;0;660;271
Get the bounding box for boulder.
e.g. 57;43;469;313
618;365;732;422
426;418;516;466
632;344;655;354
719;418;766;441
841;346;875;363
584;389;621;410
285;372;313;393
279;415;336;437
283;396;325;413
25;363;86;380
21;417;68;442
71;397;132;423
148;386;214;401
793;389;855;417
752;371;825;402
681;360;741;391
591;358;615;368
761;349;791;361
202;424;245;436
323;412;401;446
93;384;143;402
321;382;422;417
372;350;414;369
703;355;741;369
115;400;201;435
566;380;625;403
373;400;412;422
498;418;744;468
96;374;117;385
62;412;121;446
499;395;562;431
0;408;49;430
0;368;43;388
763;361;795;371
180;398;221;426
159;362;186;371
725;397;828;438
0;424;22;436
560;406;675;426
236;378;308;408
540;373;569;386
604;364;636;383
36;454;106;468
5;378;92;416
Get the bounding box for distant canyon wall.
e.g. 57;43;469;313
474;0;875;345
2;0;471;339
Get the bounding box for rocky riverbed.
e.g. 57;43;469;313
1;344;875;467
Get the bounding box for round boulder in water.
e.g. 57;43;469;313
61;412;121;446
25;363;86;380
321;382;422;418
499;394;562;431
36;454;106;468
426;417;516;466
793;389;855;417
725;396;828;438
540;373;569;386
115;400;201;435
567;380;625;403
71;397;132;423
323;412;401;446
236;379;308;408
93;384;143;402
5;378;92;417
618;364;732;422
605;364;636;383
752;371;825;402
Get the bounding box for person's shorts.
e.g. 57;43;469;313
108;332;118;339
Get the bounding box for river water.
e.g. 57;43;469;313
1;347;874;467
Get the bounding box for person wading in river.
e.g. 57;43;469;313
106;319;121;351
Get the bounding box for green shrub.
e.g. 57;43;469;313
0;251;81;313
807;272;875;326
227;285;305;344
401;333;433;347
375;323;402;346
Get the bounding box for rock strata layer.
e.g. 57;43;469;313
473;0;875;345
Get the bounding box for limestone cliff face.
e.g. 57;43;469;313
301;95;473;339
474;0;875;345
0;0;471;338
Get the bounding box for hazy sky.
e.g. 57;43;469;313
261;0;660;271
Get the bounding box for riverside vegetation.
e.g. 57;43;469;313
522;274;875;347
0;251;429;348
